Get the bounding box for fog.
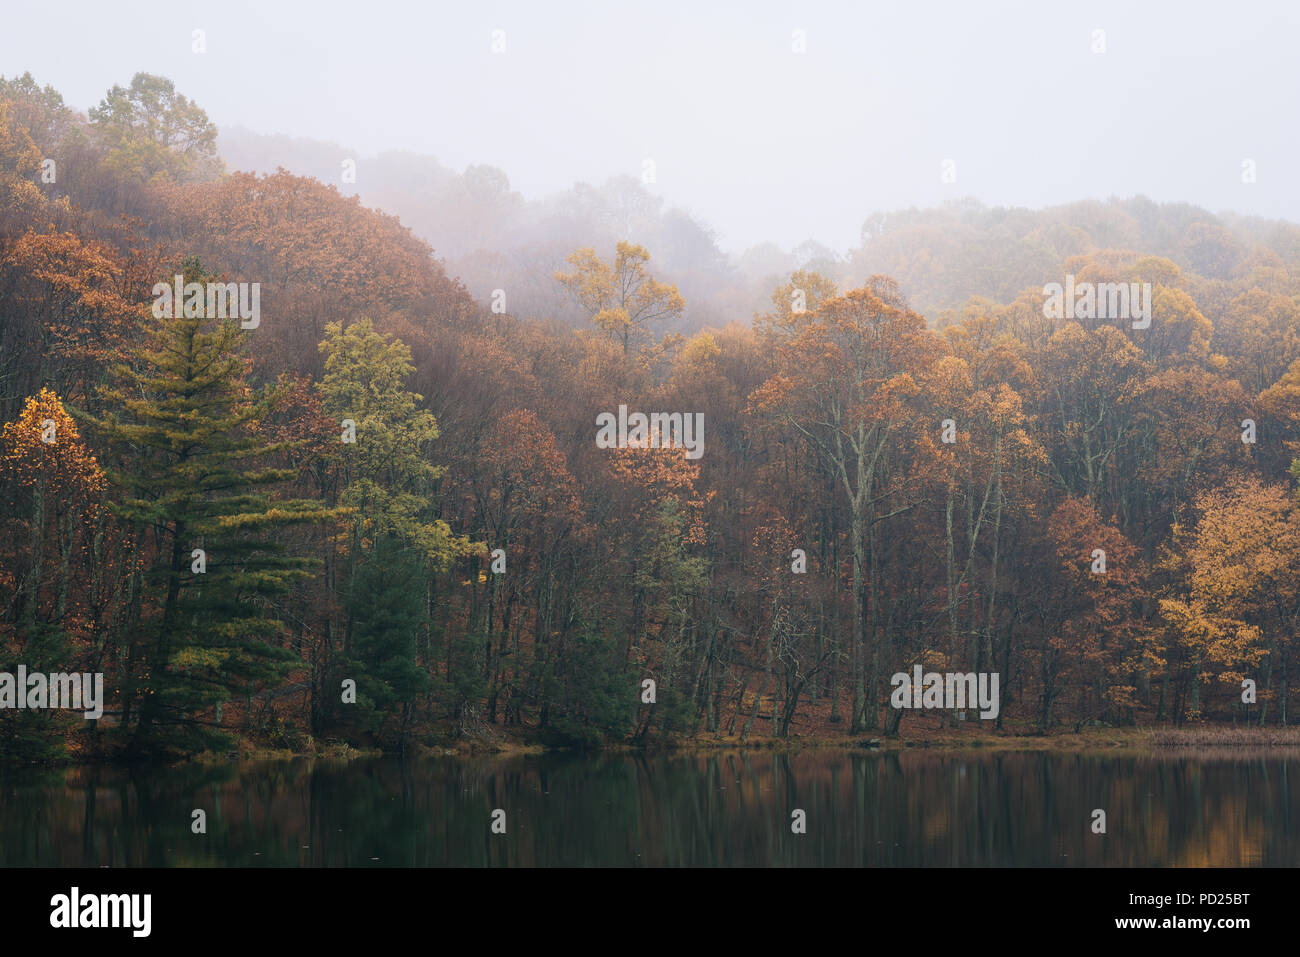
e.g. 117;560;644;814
3;0;1297;257
9;1;1300;869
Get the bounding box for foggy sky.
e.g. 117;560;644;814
2;0;1297;253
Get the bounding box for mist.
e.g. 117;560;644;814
3;0;1296;257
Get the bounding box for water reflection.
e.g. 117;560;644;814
0;751;1292;866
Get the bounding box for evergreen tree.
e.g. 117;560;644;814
80;258;342;757
340;535;429;749
541;624;634;750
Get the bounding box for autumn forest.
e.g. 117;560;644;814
4;70;1300;765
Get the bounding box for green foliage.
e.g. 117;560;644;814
88;73;221;183
0;622;75;764
318;319;465;564
337;535;429;746
541;625;634;749
634;497;707;622
81;257;342;757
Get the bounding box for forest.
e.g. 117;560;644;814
4;70;1300;763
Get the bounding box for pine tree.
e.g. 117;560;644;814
339;534;429;749
79;258;343;757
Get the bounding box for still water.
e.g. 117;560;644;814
0;751;1294;866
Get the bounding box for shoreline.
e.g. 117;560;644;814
22;724;1300;769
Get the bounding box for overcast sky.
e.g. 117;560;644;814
3;0;1297;253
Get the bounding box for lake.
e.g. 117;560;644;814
0;750;1293;866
